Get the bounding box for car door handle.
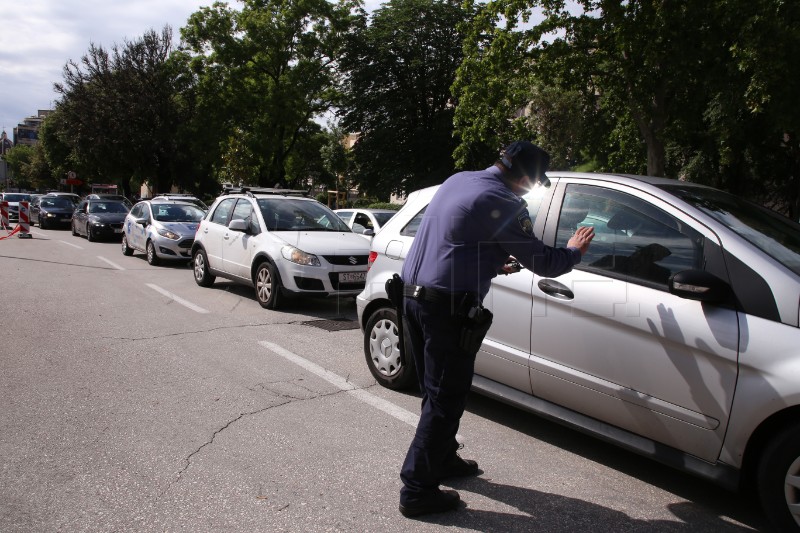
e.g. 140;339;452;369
224;233;230;240
537;279;574;300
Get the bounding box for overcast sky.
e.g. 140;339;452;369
0;0;383;137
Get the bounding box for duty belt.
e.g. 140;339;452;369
402;284;477;305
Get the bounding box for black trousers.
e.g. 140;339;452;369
399;295;476;503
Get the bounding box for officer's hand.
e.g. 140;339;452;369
501;256;522;274
567;226;594;255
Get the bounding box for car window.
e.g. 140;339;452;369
129;203;145;218
400;206;427;237
210;198;237;225
373;212;396;227
231;199;260;233
152;204;205;222
336;211;353;222
354;212;373;230
557;184;703;287
258;198;350;232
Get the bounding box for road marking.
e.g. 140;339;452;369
259;341;422;429
57;240;83;249
146;283;210;314
97;256;125;270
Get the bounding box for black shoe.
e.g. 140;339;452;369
441;453;479;478
399;489;460;518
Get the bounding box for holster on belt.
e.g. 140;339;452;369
385;274;406;356
458;305;493;355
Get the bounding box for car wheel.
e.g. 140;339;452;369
193;249;216;287
86;224;95;241
40;218;47;230
364;306;416;390
71;221;78;236
121;235;133;256
758;423;800;532
146;240;159;266
255;261;281;309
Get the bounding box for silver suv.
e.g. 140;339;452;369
356;172;800;531
191;187;371;309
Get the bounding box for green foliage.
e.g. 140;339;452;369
367;201;401;210
338;0;474;196
181;0;358;187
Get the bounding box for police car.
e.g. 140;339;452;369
191;187;371;309
357;171;800;532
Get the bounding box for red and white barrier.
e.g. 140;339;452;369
18;201;31;238
0;201;8;230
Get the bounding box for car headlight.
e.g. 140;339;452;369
156;228;180;240
45;212;56;218
281;245;320;266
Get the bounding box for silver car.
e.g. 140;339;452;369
121;200;206;265
356;172;800;532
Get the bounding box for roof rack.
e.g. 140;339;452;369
222;186;310;198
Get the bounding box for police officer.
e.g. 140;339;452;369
398;141;594;518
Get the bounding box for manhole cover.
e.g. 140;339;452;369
301;319;360;332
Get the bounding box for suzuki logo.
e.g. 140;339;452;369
349;256;357;265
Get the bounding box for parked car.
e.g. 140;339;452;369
0;192;31;224
191;187;371;309
356;172;800;532
32;195;76;229
334;208;397;239
121;200;206;265
86;194;133;209
150;194;208;212
72;199;130;241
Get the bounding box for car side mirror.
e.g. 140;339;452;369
135;217;149;226
364;229;375;236
228;218;249;233
668;270;731;303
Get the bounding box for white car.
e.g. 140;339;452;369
356;172;800;532
334;208;397;239
192;188;371;309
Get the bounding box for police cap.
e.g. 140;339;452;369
501;141;551;186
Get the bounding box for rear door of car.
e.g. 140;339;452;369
478;184;556;394
201;197;237;274
527;179;739;462
222;198;259;280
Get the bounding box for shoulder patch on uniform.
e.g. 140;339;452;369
517;212;533;235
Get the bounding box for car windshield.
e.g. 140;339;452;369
151;204;206;222
41;197;75;209
258;198;351;232
373;212;396;226
89;202;130;214
3;194;30;202
663;184;800;276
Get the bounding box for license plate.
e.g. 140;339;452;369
114;228;123;233
339;271;366;283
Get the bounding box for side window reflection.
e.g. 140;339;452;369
556;184;704;287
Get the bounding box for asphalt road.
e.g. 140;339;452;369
0;226;772;532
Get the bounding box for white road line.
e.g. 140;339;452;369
259;341;423;429
97;256;125;270
146;283;210;314
57;240;83;249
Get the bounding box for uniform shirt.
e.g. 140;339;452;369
402;165;581;299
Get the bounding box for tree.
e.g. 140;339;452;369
337;0;474;196
51;27;193;196
181;0;358;187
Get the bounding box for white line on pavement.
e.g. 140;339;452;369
259;340;423;429
57;240;83;249
146;283;210;314
97;256;125;270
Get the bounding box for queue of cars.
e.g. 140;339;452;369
19;175;800;530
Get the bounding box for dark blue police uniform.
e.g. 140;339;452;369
399;165;581;507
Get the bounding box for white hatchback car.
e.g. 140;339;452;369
192;188;371;309
334;208;397;239
356;172;800;531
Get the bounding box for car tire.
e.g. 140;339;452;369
71;221;78;236
121;235;133;256
193;249;216;287
86;223;95;242
758;423;800;532
146;240;159;266
40;218;47;230
255;261;281;309
364;306;416;390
